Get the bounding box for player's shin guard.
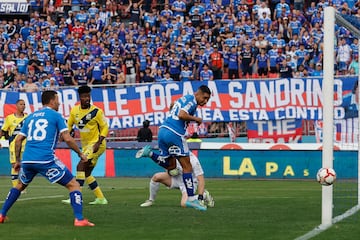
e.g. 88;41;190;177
76;171;85;188
149;179;160;201
182;172;195;197
11;176;19;188
70;190;83;220
11;168;19;188
1;188;21;216
150;152;169;169
86;176;105;199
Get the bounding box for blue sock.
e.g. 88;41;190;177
182;173;195;197
1;188;21;216
150;152;169;169
70;191;83;220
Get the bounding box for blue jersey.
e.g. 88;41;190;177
161;95;197;136
19;107;68;163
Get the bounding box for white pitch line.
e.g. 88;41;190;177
0;195;64;204
294;205;360;240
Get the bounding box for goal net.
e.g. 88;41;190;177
321;6;360;230
295;7;360;240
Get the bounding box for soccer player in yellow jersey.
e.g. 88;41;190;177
62;86;109;205
0;99;27;188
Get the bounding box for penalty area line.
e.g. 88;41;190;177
0;195;64;204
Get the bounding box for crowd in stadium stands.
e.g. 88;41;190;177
0;0;360;93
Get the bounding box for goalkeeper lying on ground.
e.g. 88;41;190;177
136;147;214;208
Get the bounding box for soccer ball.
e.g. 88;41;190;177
316;168;336;186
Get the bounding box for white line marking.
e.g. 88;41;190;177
294;204;360;240
0;195;64;204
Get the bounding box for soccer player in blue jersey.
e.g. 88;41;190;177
137;85;211;211
0;91;94;227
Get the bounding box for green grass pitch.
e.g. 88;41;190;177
0;177;359;240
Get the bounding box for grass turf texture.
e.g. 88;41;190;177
0;177;359;240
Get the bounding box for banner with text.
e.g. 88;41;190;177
0;77;357;130
0;0;29;14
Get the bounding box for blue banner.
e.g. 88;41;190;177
0;77;358;129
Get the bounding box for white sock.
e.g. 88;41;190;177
149;180;160;201
187;195;196;201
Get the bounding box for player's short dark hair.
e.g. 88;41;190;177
78;85;91;95
42;90;57;105
143;120;150;128
198;85;211;95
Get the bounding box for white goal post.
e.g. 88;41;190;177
321;6;335;228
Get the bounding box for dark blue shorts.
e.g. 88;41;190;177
19;159;74;186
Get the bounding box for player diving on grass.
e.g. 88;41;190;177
139;150;215;208
136;85;211;211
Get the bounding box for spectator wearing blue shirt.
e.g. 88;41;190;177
288;15;302;38
53;68;65;86
76;7;89;23
16;53;29;75
88;2;99;19
189;1;206;16
101;48;113;72
180;64;194;81
311;62;323;76
89;56;105;85
294;43;308;68
160;4;173;18
69;48;82;72
274;0;290;19
305;1;317;21
154;68;164;82
172;0;187;22
228;46;241;80
288;34;300;48
285;54;296;71
42;77;60;90
161;71;174;82
268;44;280;75
274;33;286;49
255;48;270;78
54;40;68;65
19;21;32;41
199;63;214;81
143;8;158;28
36;46;49;65
71;0;81;12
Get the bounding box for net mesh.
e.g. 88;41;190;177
332;10;360;222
